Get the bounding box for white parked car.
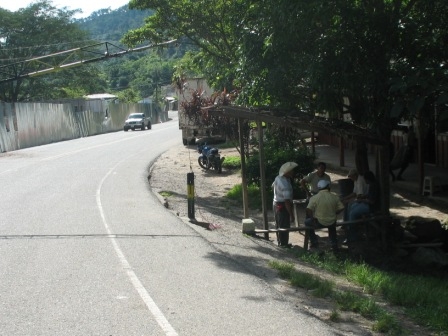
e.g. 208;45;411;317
123;113;152;131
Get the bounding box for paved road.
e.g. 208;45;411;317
0;114;338;335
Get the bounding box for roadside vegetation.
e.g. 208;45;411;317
221;156;241;170
269;260;403;334
222;134;448;334
159;191;173;198
225;128;315;209
226;183;264;210
269;252;448;335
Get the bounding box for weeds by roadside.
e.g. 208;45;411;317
270;251;448;335
221;155;241;170
269;260;404;335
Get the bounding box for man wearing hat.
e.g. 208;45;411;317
272;162;297;247
305;179;345;251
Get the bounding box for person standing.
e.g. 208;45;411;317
389;142;396;181
396;126;416;181
304;180;345;251
272;162;298;247
300;162;331;198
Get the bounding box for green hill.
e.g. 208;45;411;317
76;5;154;44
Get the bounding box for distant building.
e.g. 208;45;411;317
165;96;177;111
84;93;118;100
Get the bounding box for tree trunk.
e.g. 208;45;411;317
355;140;370;175
354;139;391;214
377;144;391;215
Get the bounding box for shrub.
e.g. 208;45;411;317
246;128;315;200
222;155;241;170
226;183;266;210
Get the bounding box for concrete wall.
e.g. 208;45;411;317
0;100;160;153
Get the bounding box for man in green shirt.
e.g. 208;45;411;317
300;162;331;198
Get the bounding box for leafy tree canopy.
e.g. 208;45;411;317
123;0;448;135
124;0;249;91
0;1;110;101
121;0;448;212
0;2;178;102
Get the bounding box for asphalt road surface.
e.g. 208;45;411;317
0;114;338;335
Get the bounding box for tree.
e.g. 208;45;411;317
124;0;249;91
0;1;107;102
122;0;448;212
252;0;448;205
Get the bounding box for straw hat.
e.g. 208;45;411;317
279;162;298;176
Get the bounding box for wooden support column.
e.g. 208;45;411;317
238;118;249;218
339;137;345;167
257;120;269;240
311;131;316;155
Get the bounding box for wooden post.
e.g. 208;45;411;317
238;118;249;218
416;117;425;195
187;172;195;219
257;120;269;240
311;131;316;154
339;137;345;167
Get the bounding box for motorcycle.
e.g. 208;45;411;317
197;143;224;173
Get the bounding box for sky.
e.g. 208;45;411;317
1;0;130;18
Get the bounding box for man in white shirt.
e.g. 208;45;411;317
340;169;369;224
341;169;369;204
272;162;297;247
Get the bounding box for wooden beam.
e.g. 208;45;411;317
207;106;386;145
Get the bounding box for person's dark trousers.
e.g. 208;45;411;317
304;218;338;249
397;145;413;179
274;202;290;246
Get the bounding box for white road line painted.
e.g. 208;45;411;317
96;160;178;336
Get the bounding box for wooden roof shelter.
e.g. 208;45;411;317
208;106;386;145
206;105;388;239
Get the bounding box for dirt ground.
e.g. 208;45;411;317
149;144;444;335
149;145;447;249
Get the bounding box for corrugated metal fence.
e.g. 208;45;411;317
0;100;163;153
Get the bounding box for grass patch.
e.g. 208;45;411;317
344;261;448;332
217;141;239;149
226;183;268;210
222;155;241;170
269;260;405;334
333;292;381;319
329;310;341;322
159;191;173;198
292;251;448;334
269;261;333;298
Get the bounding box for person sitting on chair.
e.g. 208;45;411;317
341;169;369;206
340;168;369;223
344;170;380;244
304;179;345;252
